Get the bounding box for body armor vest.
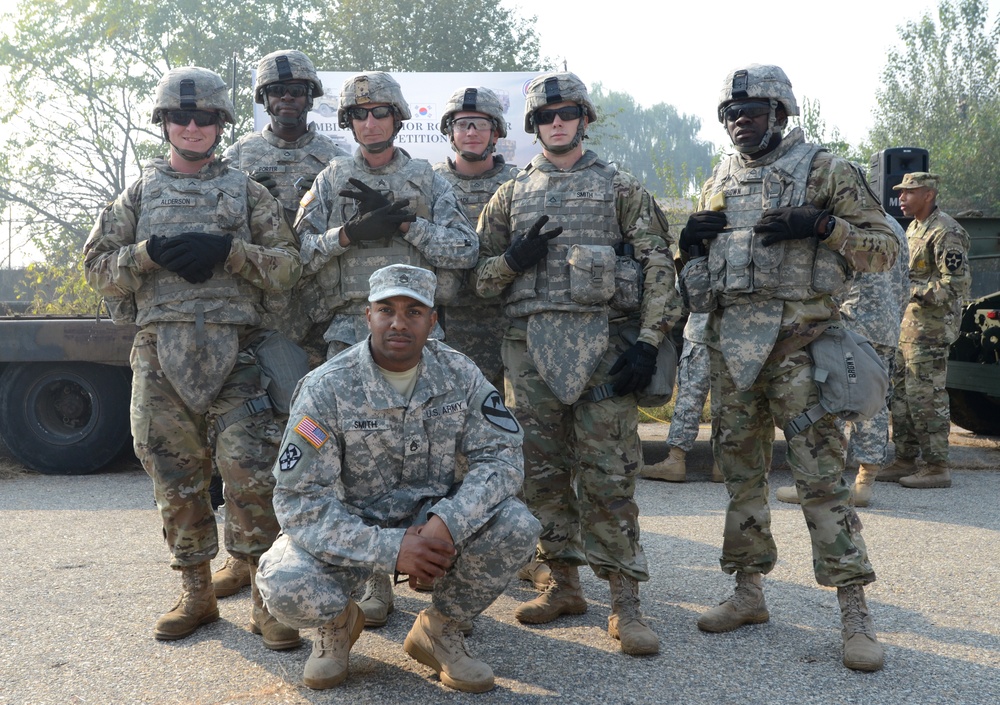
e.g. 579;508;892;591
134;162;260;327
505;152;619;318
227;125;345;215
707;133;848;307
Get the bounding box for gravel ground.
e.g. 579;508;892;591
1;426;998;705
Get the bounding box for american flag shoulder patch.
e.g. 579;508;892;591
294;415;329;449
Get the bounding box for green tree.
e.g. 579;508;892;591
866;0;1000;213
585;84;715;200
790;97;860;162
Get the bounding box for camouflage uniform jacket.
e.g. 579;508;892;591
83;157;301;326
691;129;898;358
474;150;682;348
899;207;971;345
271;339;525;575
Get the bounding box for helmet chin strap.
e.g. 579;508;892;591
265;90;313;130
537;119;586;155
451;135;495;162
163;126;221;162
353;121;402;155
733;98;782;155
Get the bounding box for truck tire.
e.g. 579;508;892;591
0;362;132;475
947;388;1000;437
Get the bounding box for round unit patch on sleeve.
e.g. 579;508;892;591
945;250;965;272
482;390;521;433
278;443;303;471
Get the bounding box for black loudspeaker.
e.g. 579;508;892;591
868;147;930;218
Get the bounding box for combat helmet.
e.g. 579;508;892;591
254;50;323;118
439;86;507;161
338;72;410;153
523;72;597;155
152;66;234;161
717;64;798;154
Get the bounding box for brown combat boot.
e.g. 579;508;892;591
154;562;219;640
303;600;365;689
516;558;552;591
358;572;395;627
710;461;725;483
640;446;687;482
514;561;588;624
405;607;495;692
212;555;251;597
851;464;880;507
249;559;301;650
877;455;917;482
697;571;769;633
899;463;952;489
775;485;800;504
838;584;884;671
608;573;659;655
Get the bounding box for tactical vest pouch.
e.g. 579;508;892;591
434;269;464;305
751;236;784;290
678;257;717;314
215;191;247;231
103;295;137;325
610;243;643;313
811;246;849;295
567;244;616;305
783;324;889;440
712;229;753;294
252;330;310;414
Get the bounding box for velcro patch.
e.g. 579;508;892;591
481;391;520;433
424;400;468;419
278;443;302;471
945;250;965;272
294;415;329;449
299;190;315;208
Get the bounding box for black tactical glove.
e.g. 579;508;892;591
338;177;391;215
343;199;415;243
608;341;659;396
146;234;169;267
157;232;233;284
250;171;281;200
754;205;830;246
503;215;564;273
679;211;727;257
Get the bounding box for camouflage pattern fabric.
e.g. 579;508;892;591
665;335;710;451
843;342;896;466
709;347;875;586
891;342;951;465
256;338;539;627
503;326;649;582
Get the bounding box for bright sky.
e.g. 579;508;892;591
504;0;997;150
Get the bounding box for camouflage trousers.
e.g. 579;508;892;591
709;346;875;587
503;326;650;582
843;342;897;466
666;339;710;451
441;300;507;389
891;342;951;465
257;497;539;628
130;329;281;568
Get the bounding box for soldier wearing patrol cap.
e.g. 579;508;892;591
882;172;971;489
256;264;540;693
678;63;898;672
83;66;302;647
475;71;682;656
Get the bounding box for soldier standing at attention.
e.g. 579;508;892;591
678;65;897;671
256;264;539;693
475;71;682;656
881;172;971;489
83;67;302;647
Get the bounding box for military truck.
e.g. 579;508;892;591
0;314;136;474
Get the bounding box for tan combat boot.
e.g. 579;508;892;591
249;559;301;650
154;562;219;640
899;463;952;489
710;461;725;483
358;572;394;627
838;584;884;671
516;558;552;591
877;455;917;482
640;446;687;482
514;561;588;624
851;464;880;507
775;485;800;504
212;555;251;598
303;600;365;689
404;607;494;693
608;573;660;655
697;571;769;633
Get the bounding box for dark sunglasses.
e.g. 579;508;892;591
722;101;771;122
165;110;219;127
533;105;584;125
346;105;395;121
264;83;309;99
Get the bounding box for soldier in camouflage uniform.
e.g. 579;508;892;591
257;264;539;693
882;172;971;489
475;72;682;656
82;67;302;648
777;214;909;506
679;65;898;672
296;71;479;626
